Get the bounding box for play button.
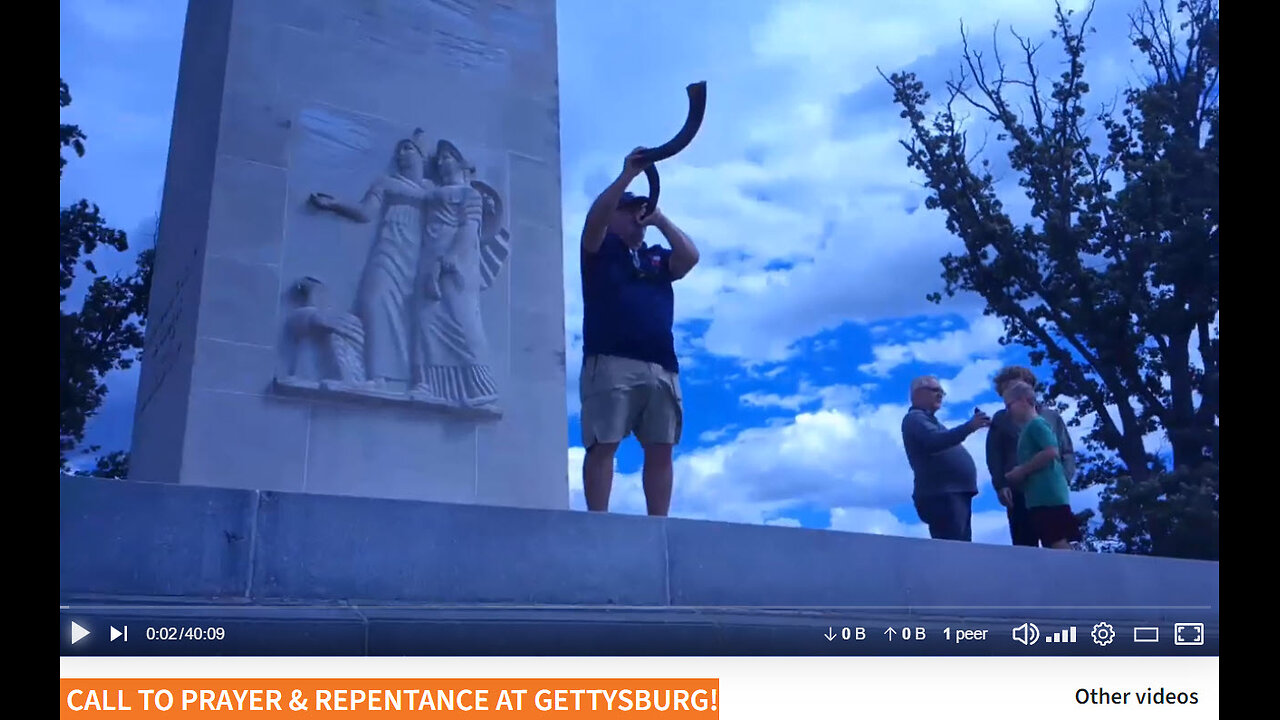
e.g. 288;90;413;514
70;622;90;645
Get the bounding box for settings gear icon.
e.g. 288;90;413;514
1091;622;1116;647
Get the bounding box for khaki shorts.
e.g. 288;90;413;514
579;354;683;447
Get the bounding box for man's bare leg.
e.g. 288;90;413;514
641;443;674;517
583;442;620;512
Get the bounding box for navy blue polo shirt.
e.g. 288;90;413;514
581;233;678;373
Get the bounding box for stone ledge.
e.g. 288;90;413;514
60;474;1219;625
60;474;256;599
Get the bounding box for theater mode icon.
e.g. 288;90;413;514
1012;622;1040;646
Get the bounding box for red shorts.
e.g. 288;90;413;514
1028;505;1082;546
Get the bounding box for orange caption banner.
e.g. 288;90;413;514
60;679;719;718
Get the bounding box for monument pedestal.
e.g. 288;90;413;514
129;0;567;509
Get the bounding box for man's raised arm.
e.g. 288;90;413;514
581;148;648;255
650;213;699;279
903;411;984;454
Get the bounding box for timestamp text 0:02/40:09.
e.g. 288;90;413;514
145;627;226;641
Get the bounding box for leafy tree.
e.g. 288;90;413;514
883;1;1218;558
1092;462;1219;559
60;78;154;475
90;450;132;481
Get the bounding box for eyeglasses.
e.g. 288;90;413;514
923;386;946;396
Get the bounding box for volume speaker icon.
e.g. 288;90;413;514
1012;622;1041;646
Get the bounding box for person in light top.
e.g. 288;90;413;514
1000;380;1081;549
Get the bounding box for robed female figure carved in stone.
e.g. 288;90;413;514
308;131;430;387
410;139;511;410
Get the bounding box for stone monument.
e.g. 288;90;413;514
129;0;567;509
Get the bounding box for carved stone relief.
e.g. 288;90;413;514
273;129;511;419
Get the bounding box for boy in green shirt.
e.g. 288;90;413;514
1001;381;1081;549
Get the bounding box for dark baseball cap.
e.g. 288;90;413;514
617;192;649;209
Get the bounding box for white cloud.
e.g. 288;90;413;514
740;381;864;412
942;359;1005;405
860;315;1007;377
829;507;929;538
765;517;802;528
698;426;738;444
660;155;978;363
749;0;1093;94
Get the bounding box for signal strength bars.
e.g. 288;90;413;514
1044;627;1077;643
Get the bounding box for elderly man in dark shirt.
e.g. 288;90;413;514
901;375;991;541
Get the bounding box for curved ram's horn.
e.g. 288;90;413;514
635;81;707;217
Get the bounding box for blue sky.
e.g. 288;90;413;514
60;0;1167;545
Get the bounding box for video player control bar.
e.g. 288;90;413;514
59;608;1217;657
